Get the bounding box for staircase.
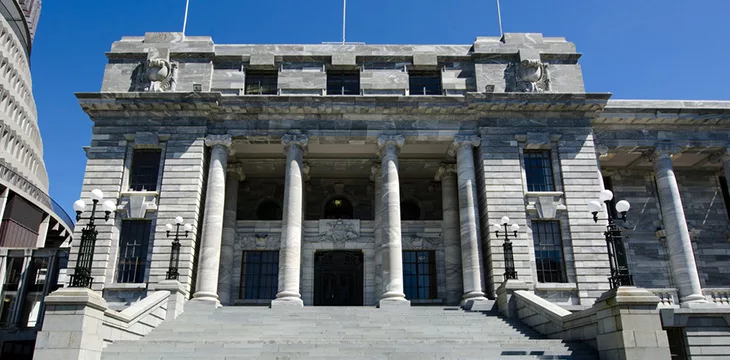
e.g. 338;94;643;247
101;301;597;360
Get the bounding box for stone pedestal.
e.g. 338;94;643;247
154;279;186;320
496;280;530;317
593;287;671;360
33;288;108;360
652;144;705;305
377;135;409;307
272;133;308;308
193;135;231;304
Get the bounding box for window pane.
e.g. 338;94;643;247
241;251;279;300
532;220;566;283
402;250;437;300
409;71;442;95
327;71;360;95
524;151;555;192
245;70;278;95
129;150;161;191
117;220;151;283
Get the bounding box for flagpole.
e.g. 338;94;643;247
342;0;347;44
496;0;504;39
182;0;190;36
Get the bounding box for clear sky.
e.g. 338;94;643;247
30;0;730;217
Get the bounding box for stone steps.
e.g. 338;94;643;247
100;303;597;360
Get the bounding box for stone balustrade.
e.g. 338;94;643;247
703;288;730;306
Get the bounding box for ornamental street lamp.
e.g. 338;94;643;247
493;216;520;281
588;189;634;289
165;216;192;280
70;189;115;288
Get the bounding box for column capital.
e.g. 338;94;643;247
434;163;457;181
448;135;480;156
205;134;232;148
377;134;405;150
651;142;681;161
282;133;308;152
227;163;245;180
370;162;382;181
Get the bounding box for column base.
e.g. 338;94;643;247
192;291;221;307
271;297;304;308
461;296;492;311
378;297;411;309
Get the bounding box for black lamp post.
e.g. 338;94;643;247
588;189;634;289
70;189;115;288
493;216;520;281
165;216;192;280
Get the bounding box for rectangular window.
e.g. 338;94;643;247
245;70;278;95
116;220;151;283
524;150;555;192
129;149;161;192
240;251;279;300
532;220;567;283
403;250;437;300
409;71;442;95
327;70;360;95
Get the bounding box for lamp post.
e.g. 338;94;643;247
588;189;634;289
165;216;192;280
70;189;115;288
492;216;520;281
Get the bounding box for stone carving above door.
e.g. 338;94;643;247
402;236;443;250
237;234;281;250
317;219;361;245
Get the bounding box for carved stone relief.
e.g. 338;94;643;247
506;60;550;93
237;234;281;250
402;236;443;250
317;219;362;245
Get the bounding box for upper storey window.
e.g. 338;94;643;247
245;70;278;95
524;150;555;192
409;71;442;95
327;70;360;95
129;149;161;192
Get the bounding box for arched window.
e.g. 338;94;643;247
257;200;282;221
401;200;421;221
324;197;353;219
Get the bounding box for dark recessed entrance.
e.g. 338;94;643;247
314;251;364;306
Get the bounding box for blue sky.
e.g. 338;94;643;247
30;0;730;217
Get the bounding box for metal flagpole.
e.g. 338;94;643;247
496;0;504;39
342;0;347;44
182;0;190;36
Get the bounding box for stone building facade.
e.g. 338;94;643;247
0;0;74;358
63;31;730;356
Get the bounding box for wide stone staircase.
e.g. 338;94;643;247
101;301;597;360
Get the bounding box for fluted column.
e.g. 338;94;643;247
435;164;463;305
371;163;384;302
272;133;308;307
450;136;489;308
378;135;409;307
652;143;705;305
218;163;244;305
193;135;231;303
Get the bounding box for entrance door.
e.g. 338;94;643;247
314;251;363;306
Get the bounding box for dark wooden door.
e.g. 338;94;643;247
314;251;363;306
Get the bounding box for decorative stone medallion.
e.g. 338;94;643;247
318;219;361;245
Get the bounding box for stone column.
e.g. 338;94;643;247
451;135;490;309
377;135;409;307
272;133;308;308
192;134;231;303
652;143;705;305
218;163;244;305
435;164;463;305
371;163;384;302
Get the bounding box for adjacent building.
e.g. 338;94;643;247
50;31;730;358
0;0;74;358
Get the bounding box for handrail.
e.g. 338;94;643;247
0;162;74;230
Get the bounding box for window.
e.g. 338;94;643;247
324;197;353;219
532;220;566;283
240;251;279;300
257;200;282;221
116;220;151;283
129;149;161;191
720;176;730;221
245;70;278;95
401;200;421;221
524;150;555;192
409;71;442;95
403;250;437;300
0;256;23;327
327;70;360;95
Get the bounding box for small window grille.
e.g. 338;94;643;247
532;220;567;283
240;251;279;300
524;150;555;192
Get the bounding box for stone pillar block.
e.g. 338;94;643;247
593;287;671;360
496;279;530;317
154;279;186;320
33;288;108;360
